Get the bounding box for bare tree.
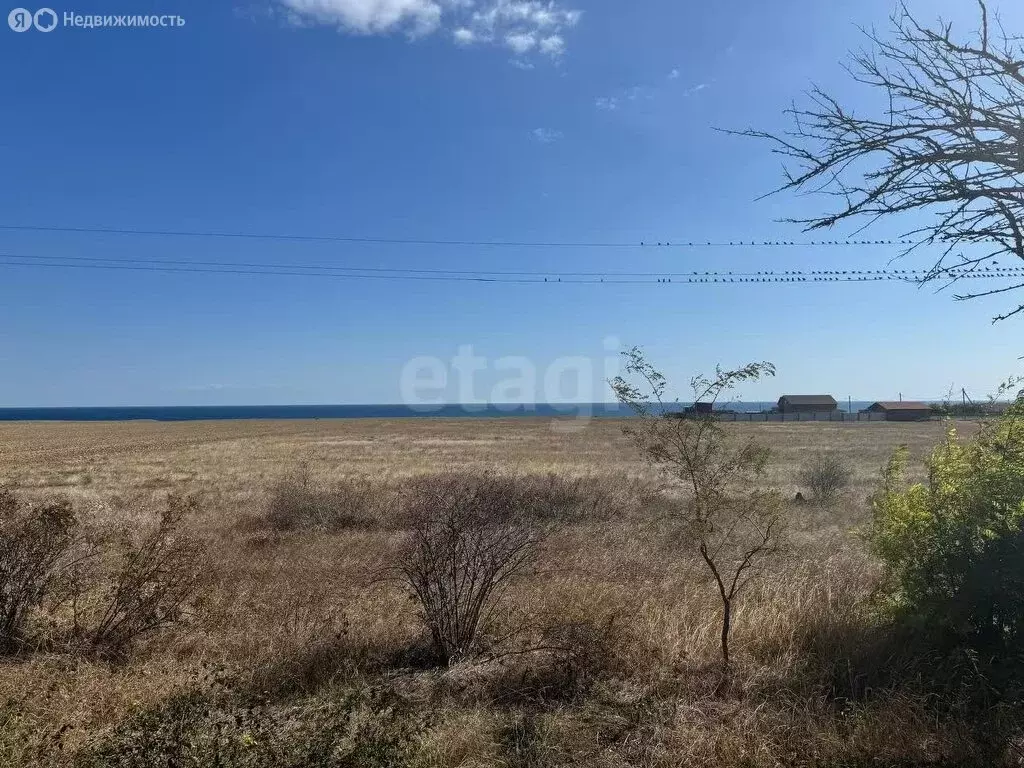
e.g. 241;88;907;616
610;348;786;667
736;1;1024;321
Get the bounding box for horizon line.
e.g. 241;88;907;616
0;399;974;411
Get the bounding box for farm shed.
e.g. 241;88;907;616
777;395;838;414
665;402;714;419
864;401;933;421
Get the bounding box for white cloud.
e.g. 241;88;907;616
624;84;653;101
530;127;563;143
278;0;581;58
471;0;580;34
596;82;657;113
597;74;711;113
181;383;232;392
506;30;536;53
280;0;441;35
538;34;564;55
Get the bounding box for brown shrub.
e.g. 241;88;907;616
798;453;853;505
501;472;657;524
396;473;549;664
74;494;208;659
0;488;79;654
263;465;380;532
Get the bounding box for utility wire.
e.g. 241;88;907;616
0;223;962;248
2;252;1023;279
1;254;1022;284
0;258;525;283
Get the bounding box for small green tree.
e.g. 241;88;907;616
868;397;1024;653
610;348;785;666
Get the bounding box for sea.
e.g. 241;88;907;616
0;402;881;422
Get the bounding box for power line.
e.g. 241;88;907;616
0;253;1021;284
8;251;1024;278
0;258;527;283
0;223;951;248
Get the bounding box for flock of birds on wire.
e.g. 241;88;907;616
645;267;1024;284
639;239;923;247
0;224;1021;286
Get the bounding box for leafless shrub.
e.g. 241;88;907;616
0;489;79;654
503;473;658;524
443;619;618;708
67;495;208;659
798;453;853;505
539;615;618;688
611;348;787;667
396;473;547;664
263;464;379;532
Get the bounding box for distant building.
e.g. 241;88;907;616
777;395;838;414
864;401;933;421
665;402;714;420
684;402;714;415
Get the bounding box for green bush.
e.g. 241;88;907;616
867;400;1024;653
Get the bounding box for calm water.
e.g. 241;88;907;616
0;402;880;422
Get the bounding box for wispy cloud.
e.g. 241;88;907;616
530;127;563;143
596;70;712;112
452;26;475;43
624;84;654;101
276;0;582;59
278;0;440;35
181;383;233;392
505;30;537;53
595;85;652;111
538;33;564;55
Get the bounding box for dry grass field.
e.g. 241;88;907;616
0;417;1002;766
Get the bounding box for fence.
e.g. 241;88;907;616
708;411;891;423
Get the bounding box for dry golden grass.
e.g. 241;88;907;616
0;417;998;766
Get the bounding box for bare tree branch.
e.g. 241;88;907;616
731;1;1024;321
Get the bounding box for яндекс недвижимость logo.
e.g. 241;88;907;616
8;8;184;31
8;7;56;31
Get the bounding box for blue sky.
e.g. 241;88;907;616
1;0;1021;407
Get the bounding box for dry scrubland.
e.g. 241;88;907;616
0;417;999;766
